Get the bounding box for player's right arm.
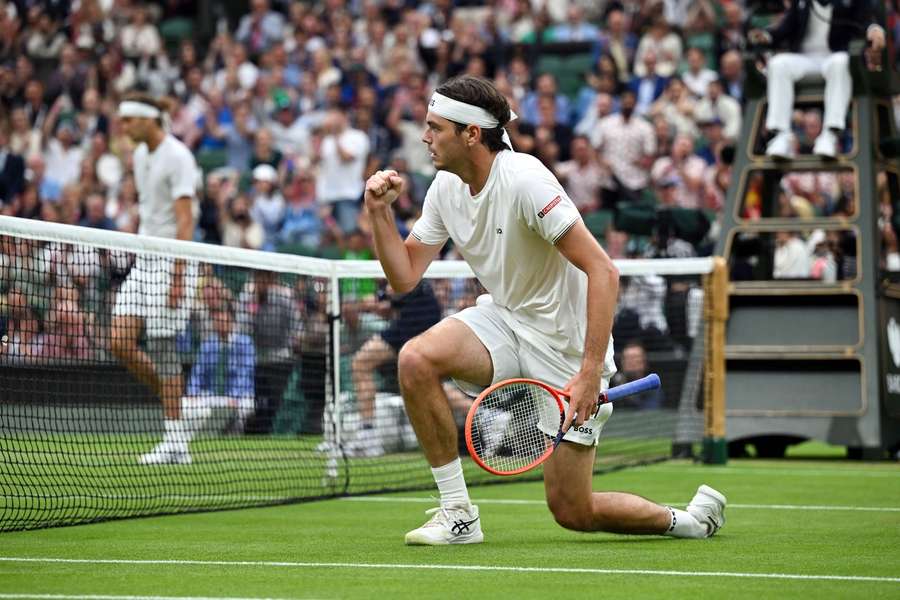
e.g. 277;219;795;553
365;170;442;293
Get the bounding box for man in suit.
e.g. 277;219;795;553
751;0;886;159
0;128;25;208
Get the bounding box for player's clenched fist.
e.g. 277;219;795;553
364;170;404;210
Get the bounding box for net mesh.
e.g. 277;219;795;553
0;216;714;531
467;382;562;474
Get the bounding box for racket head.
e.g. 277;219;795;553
464;378;565;476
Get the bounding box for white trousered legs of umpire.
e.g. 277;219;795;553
765;52;851;159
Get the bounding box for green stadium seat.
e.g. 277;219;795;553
535;53;595;100
159;18;193;54
195;149;228;175
582;209;614;242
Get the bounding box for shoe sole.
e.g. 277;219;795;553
404;531;484;546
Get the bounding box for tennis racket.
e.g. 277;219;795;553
464;373;661;476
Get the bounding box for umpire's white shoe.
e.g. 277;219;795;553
139;443;192;465
813;130;838;158
686;485;726;537
765;130;796;160
405;503;483;545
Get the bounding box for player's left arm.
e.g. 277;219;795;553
169;153;199;308
556;221;619;430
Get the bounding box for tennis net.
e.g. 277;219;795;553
0;216;716;531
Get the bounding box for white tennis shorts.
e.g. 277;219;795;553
113;255;198;338
450;295;614;446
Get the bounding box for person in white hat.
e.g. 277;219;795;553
249;163;285;251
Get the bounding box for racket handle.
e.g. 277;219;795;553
602;373;660;403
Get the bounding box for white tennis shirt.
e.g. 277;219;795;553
412;150;613;359
133;134;199;238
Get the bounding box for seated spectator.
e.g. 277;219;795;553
181;295;256;437
651;134;709;209
0;288;43;364
555;136;608;213
628;50;669;116
598;4;637;84
249;128;282;171
43;120;83;190
235;0;285;56
249;164;285;252
0;128;25;209
718;50;744;104
682;47;718;99
314;110;369;234
79;192;116;230
693;78;742;141
521;73;573;127
648;77;699;139
222;194;264;250
279;171;323;250
266;96;311;161
236;269;301;433
350;282;442;457
119;4;162;60
633;18;683;78
610;342;665;410
774;231;813;279
547;5;600;43
594;90;656;208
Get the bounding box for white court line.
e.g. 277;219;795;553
339;497;900;512
637;465;900;478
0;595;308;600
0;557;897;584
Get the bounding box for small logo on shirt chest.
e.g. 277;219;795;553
496;228;503;234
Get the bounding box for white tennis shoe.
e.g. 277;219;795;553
404;503;483;545
686;484;727;537
139;442;192;465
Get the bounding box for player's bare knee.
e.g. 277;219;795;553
397;339;437;389
109;327;133;358
546;493;592;531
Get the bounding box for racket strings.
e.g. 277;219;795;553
469;382;561;473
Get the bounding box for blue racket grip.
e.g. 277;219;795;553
552;374;660;448
602;373;660;403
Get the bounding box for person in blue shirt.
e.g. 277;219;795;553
181;297;256;442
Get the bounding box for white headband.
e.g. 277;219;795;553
428;92;517;149
118;101;161;119
428;92;517;128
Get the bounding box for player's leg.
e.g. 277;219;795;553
815;52;851;157
397;317;493;467
521;332;726;538
398;315;498;545
765;53;818;158
140;337;192;464
543;442;670;533
110;314;160;395
352;336;396;422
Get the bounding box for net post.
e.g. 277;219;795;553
702;256;729;465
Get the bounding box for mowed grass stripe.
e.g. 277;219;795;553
339;496;900;512
0;595;314;600
2;557;898;584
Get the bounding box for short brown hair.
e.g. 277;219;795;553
434;76;512;152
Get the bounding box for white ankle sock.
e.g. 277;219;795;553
431;458;471;509
665;507;708;539
163;418;190;448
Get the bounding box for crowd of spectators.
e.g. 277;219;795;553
1;0;898;389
